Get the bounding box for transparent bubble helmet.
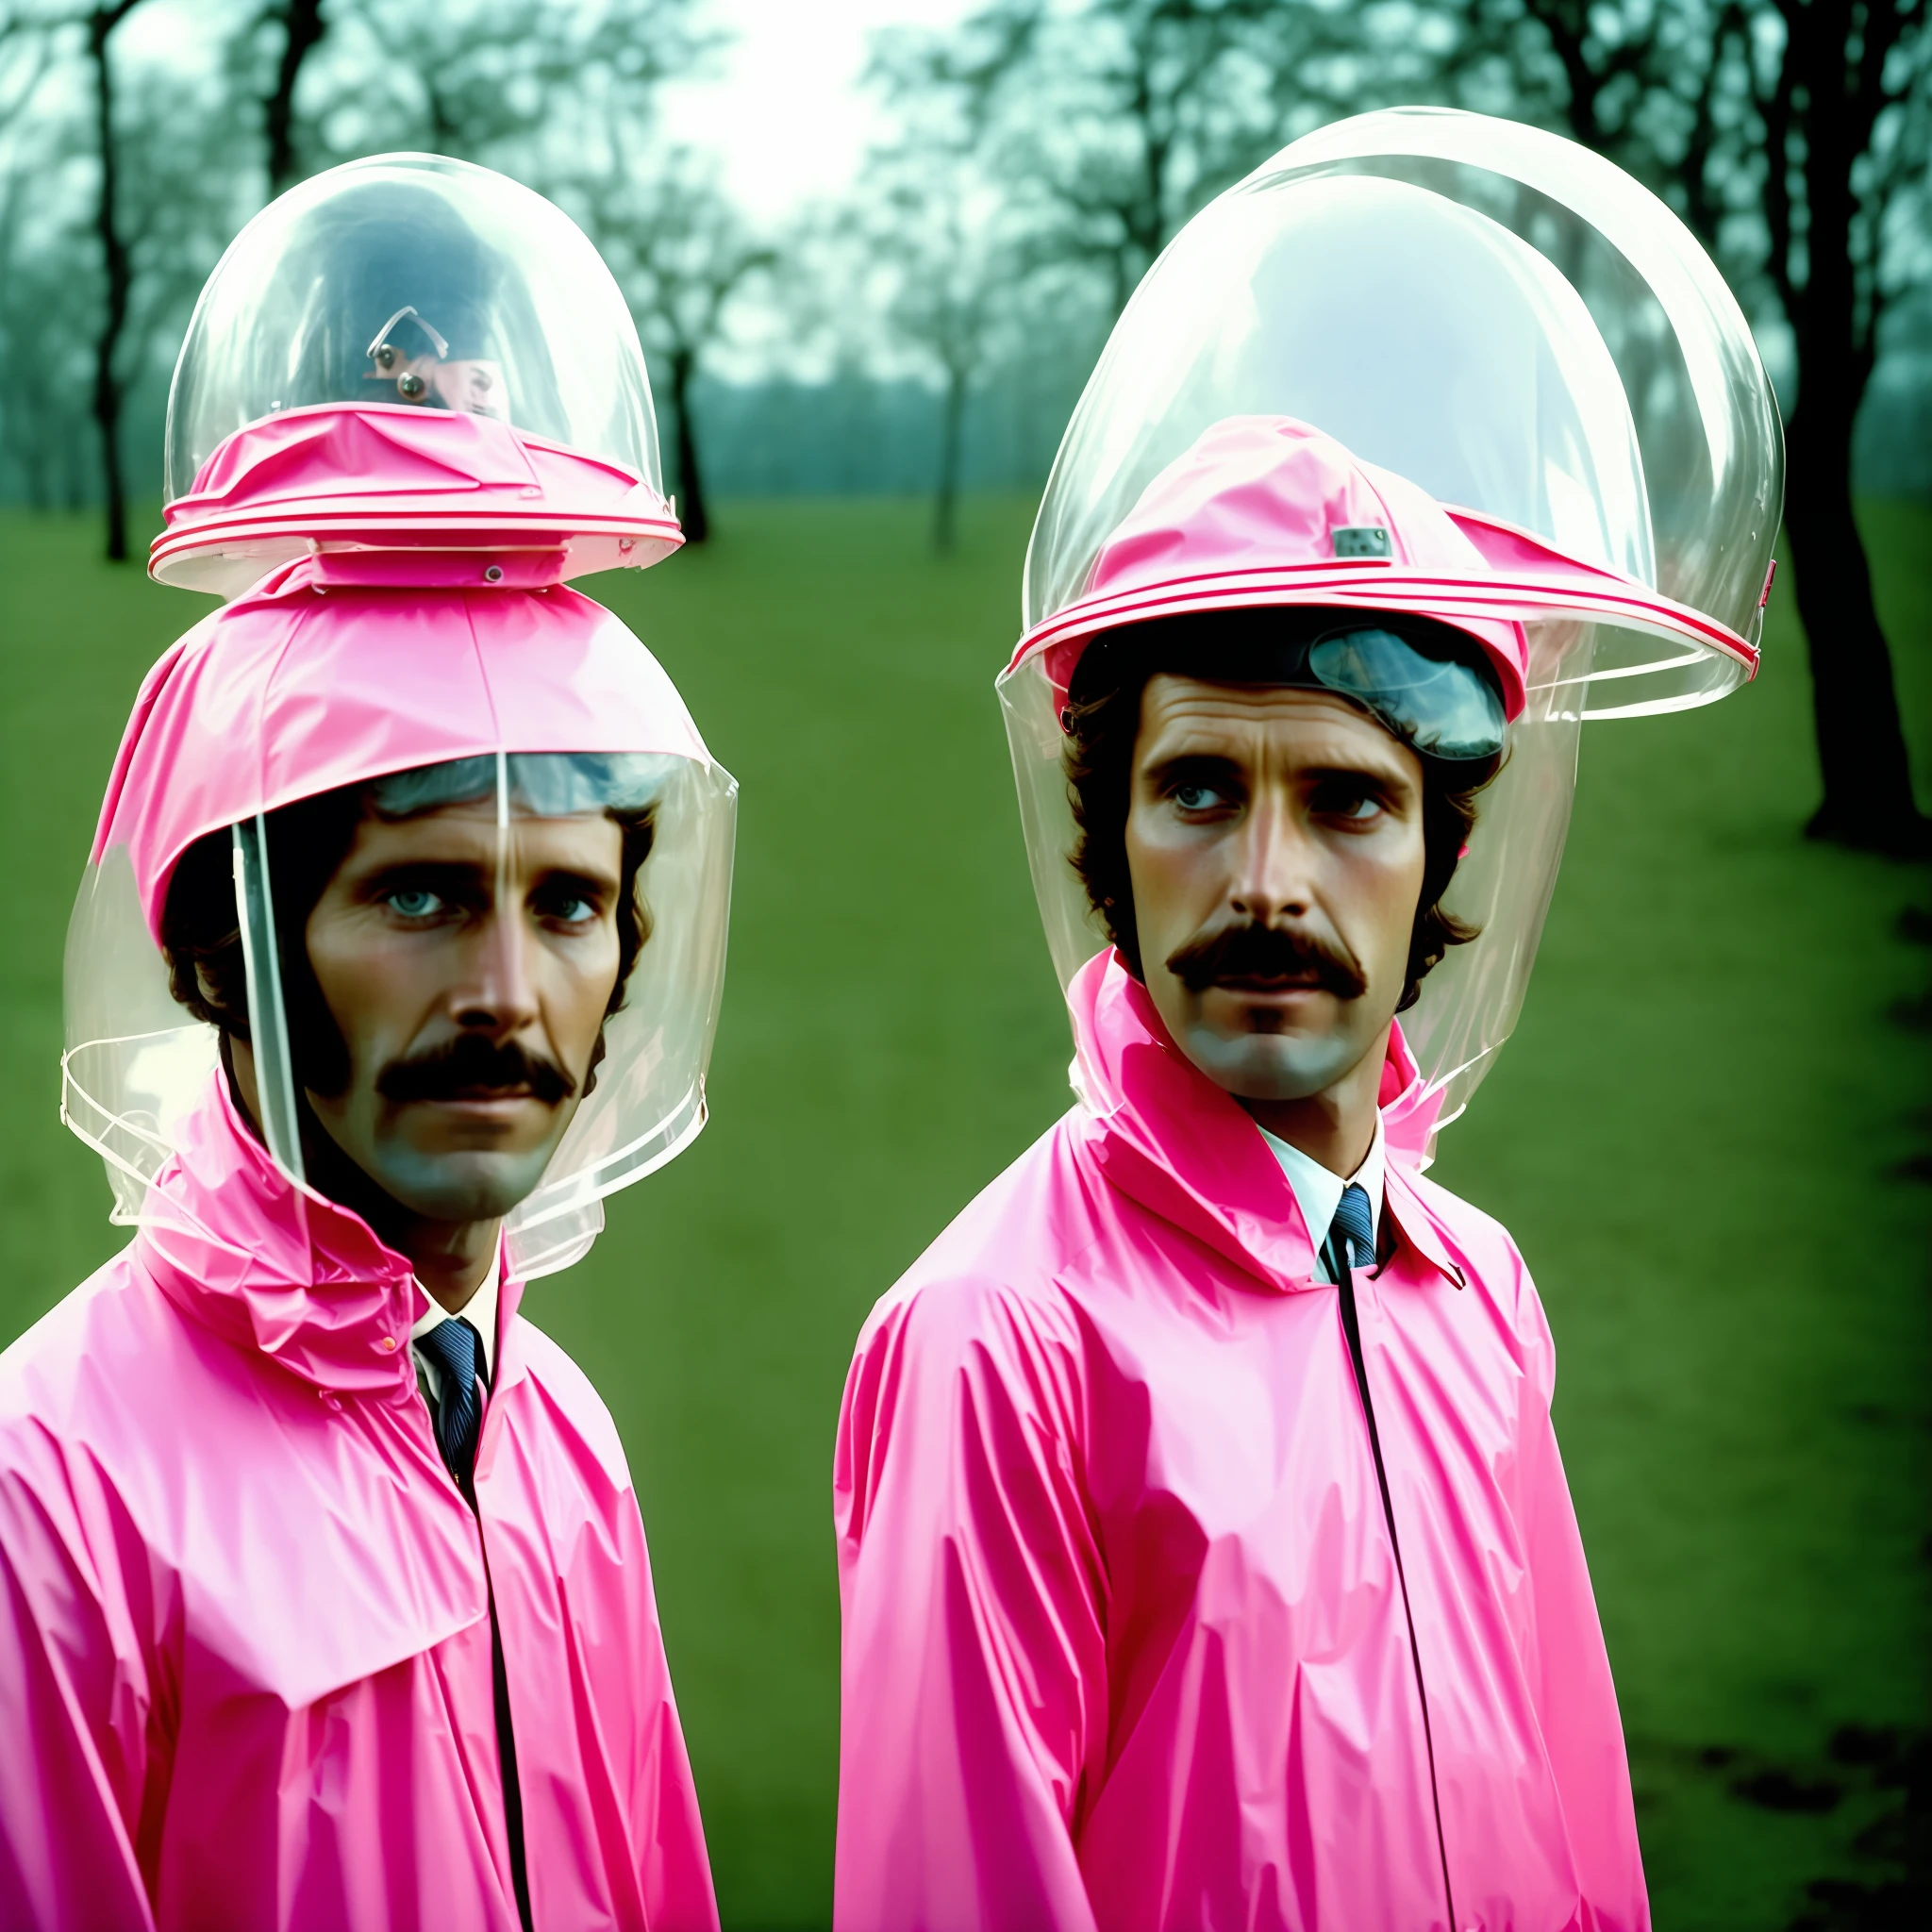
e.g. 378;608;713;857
156;155;677;597
66;750;735;1285
1005;108;1784;1149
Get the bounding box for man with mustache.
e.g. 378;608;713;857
831;416;1675;1930
0;158;732;1931
834;103;1785;1925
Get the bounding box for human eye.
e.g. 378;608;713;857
1308;775;1391;824
1160;761;1240;816
369;861;474;921
533;877;607;928
383;885;446;919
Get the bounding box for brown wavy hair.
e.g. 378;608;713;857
1061;612;1502;1012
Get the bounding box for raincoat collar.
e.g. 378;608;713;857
135;1072;526;1395
1069;949;1464;1293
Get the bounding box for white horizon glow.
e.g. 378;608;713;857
658;0;976;225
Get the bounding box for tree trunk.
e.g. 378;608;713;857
670;347;708;544
1783;408;1927;854
21;401;51;510
1783;26;1929;854
89;4;139;564
264;0;327;195
932;363;967;553
1513;0;1924;851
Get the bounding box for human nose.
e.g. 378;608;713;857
1226;786;1315;926
449;896;541;1037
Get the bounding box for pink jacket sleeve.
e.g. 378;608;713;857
1514;1275;1650;1928
0;1420;163;1930
833;1276;1108;1932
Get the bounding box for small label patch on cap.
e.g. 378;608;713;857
1331;525;1392;559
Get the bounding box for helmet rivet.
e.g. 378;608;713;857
395;371;426;400
484;564;504;583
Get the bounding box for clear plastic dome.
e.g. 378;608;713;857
1004;108;1785;1150
1024;107;1783;715
168;154;661;501
154;156;677;598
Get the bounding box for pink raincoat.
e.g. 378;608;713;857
834;952;1645;1930
0;1067;718;1930
2;545;722;1927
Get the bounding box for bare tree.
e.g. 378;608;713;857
874;0;1385;316
83;0;147;561
0;156;95;508
577;151;771;542
0;8;83;507
0;6;55;132
846;137;1023;550
314;0;708;169
3;0;213;552
248;0;328;194
1447;0;1931;850
117;66;256;389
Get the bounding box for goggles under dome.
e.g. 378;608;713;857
1071;608;1508;763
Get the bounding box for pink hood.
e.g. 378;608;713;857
835;951;1646;1928
1014;414;1757;706
95;557;710;941
0;1073;718;1929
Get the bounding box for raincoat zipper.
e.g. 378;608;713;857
1334;1250;1458;1932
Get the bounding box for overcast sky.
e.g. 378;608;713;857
657;0;976;224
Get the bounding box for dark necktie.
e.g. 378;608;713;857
1325;1181;1376;1282
415;1316;487;1490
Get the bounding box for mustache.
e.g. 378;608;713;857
375;1033;576;1106
1164;919;1369;1000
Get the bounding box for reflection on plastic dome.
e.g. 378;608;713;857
1274;110;1783;653
1024;106;1784;714
166;153;662;504
1030;175;1655;623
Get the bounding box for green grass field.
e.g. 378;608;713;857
0;495;1926;1929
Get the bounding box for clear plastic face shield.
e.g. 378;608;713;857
1005;108;1783;1143
64;751;735;1281
165;154;663;499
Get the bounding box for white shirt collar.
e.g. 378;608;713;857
409;1259;500;1381
1257;1115;1386;1283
